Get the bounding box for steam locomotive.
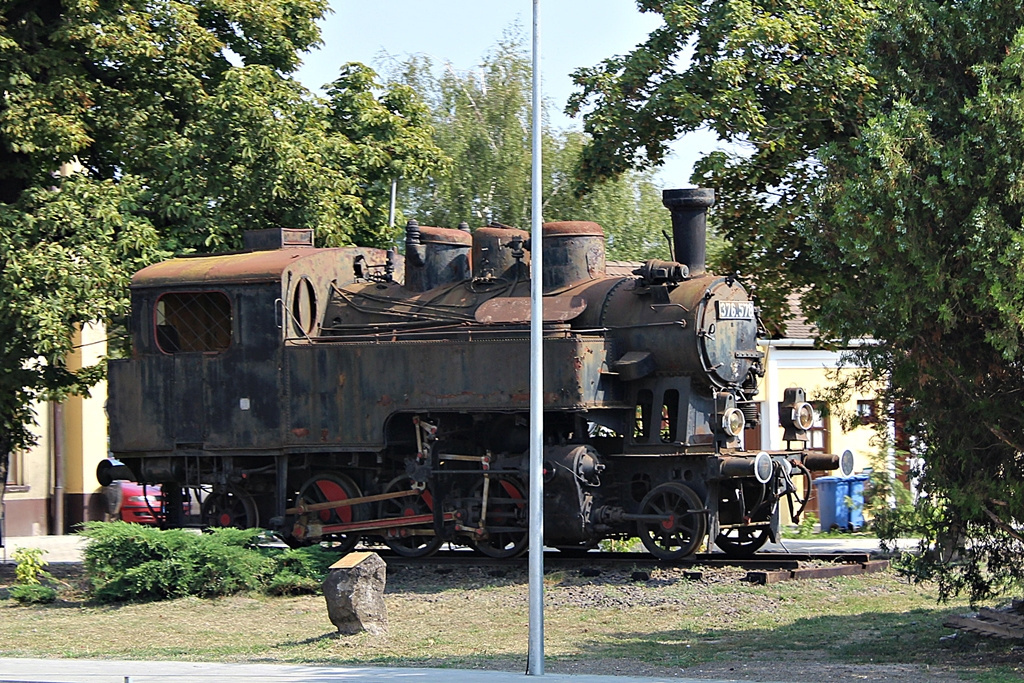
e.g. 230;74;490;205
101;188;848;559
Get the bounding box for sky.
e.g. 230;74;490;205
294;0;720;186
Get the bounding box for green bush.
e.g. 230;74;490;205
599;536;643;552
80;521;275;601
260;543;340;595
79;522;346;602
12;547;53;585
10;584;57;604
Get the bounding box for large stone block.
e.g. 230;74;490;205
322;551;388;635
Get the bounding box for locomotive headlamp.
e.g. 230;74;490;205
722;408;746;437
715;392;743;441
793;402;815;431
754;451;773;484
779;387;813;443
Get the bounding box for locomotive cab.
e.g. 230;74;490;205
106;231;392;525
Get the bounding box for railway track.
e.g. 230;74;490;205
370;548;889;584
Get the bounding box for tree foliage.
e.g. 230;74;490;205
573;0;1024;600
0;0;445;499
567;0;875;320
812;1;1024;601
384;34;679;262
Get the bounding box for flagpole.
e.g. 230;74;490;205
527;0;545;676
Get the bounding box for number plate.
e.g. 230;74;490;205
717;300;755;320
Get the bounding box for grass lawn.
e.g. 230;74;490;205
2;562;1022;682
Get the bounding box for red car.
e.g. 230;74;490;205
116;482;189;525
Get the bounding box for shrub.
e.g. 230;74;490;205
600;536;643;552
266;543;343;594
10;584;57;604
79;522;347;602
80;521;275;601
12;547;53;585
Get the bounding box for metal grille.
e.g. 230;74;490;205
156;292;232;353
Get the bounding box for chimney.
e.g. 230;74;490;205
662;188;715;276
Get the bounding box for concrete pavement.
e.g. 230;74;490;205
0;659;768;683
0;533;915;564
1;534;87;564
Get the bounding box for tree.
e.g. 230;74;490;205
384;33;679;262
572;0;1024;600
0;0;445;506
150;63;446;251
811;1;1024;600
567;0;875;321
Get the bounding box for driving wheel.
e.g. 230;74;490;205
293;473;365;552
379;475;442;558
715;526;771;557
637;482;707;560
201;485;258;529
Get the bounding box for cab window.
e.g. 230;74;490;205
155;292;232;353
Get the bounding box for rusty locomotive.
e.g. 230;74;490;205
101;187;848;559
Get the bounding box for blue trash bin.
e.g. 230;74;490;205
813;476;842;530
846;474;870;530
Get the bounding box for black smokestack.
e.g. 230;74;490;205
662;188;715;276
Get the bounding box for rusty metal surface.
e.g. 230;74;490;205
605;260;642;277
132;247;392;288
108;187;842;556
472;226;530;280
404;226;472;292
107;357;173;452
133;249;324;288
243;227;315;251
746;559;889;585
282;335;615;451
417;226;473;245
571;272;758;389
663;188;715;275
542;221;605;236
541;225;606;291
474;295;587;324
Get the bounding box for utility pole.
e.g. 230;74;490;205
527;0;544;675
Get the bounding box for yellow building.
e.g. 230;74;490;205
3;324;111;537
749;303;881;525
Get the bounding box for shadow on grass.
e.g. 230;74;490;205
561;607;1023;669
261;608;1022;680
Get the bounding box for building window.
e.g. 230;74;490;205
155;292;232;354
856;399;879;424
8;448;23;486
807;401;829;452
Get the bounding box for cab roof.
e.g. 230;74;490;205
131;249;330;288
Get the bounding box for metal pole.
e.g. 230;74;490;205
52;401;65;535
388;178;398;230
527;0;544;676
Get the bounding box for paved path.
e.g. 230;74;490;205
762;535;919;554
0;658;762;683
1;534;916;564
1;535;87;564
